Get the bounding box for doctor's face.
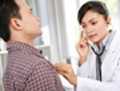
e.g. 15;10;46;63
81;10;109;44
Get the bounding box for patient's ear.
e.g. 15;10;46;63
10;18;23;31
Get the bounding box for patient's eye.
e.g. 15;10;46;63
26;0;33;12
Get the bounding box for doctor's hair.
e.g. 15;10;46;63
0;0;21;42
77;1;109;24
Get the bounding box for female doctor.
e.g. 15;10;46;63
55;1;120;91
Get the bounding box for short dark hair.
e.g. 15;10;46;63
0;0;21;42
77;1;109;24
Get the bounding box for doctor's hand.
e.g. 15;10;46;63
54;64;77;86
76;31;89;64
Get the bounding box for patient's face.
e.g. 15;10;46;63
15;0;42;39
81;10;109;44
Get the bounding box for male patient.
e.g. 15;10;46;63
0;0;64;91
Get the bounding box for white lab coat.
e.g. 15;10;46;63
76;30;120;91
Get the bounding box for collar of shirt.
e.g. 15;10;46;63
7;41;44;58
101;30;116;51
93;30;115;52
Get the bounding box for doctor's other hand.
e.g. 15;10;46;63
76;31;89;64
54;64;77;86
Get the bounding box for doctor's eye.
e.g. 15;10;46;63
91;21;97;25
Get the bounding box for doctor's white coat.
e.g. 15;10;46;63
76;30;120;91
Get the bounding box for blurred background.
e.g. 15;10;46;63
0;0;120;91
25;0;120;62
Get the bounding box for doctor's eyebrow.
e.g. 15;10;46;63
82;17;98;25
88;17;98;23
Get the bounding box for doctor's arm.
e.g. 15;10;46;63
55;62;120;91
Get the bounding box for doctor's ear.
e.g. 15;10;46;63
10;18;23;31
106;16;111;24
106;16;113;31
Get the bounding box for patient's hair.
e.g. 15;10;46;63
0;0;21;42
78;1;109;24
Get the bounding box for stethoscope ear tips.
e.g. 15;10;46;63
109;29;112;33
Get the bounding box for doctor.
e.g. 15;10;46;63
55;1;120;91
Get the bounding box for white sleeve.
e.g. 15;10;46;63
76;77;120;91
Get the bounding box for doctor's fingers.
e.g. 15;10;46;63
54;64;72;73
76;39;89;54
59;71;74;80
75;31;88;51
76;39;88;49
58;68;76;85
57;67;75;78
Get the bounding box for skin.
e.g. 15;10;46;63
55;10;111;86
81;10;109;44
77;10;110;64
9;0;41;46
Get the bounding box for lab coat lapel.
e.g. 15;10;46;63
102;31;120;81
